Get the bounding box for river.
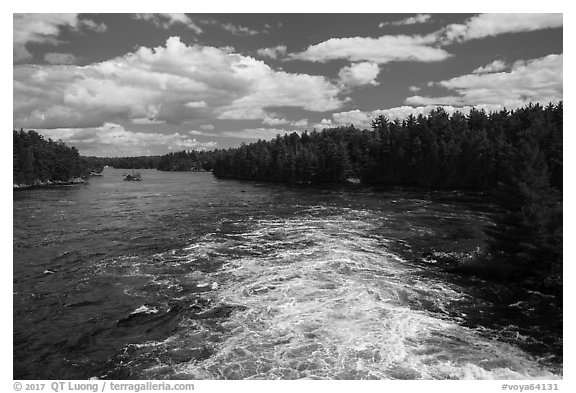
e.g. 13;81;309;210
13;168;562;380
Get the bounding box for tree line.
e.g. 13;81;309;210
210;103;561;192
75;152;211;172
13;129;97;185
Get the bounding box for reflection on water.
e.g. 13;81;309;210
13;168;561;379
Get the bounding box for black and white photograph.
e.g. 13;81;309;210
10;4;566;388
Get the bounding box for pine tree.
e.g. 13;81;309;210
484;139;562;278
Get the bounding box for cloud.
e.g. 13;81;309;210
472;60;508;74
14;37;344;130
408;85;421;92
338;62;380;87
291;35;451;64
200;124;215;130
221;23;259;36
261;115;309;127
184;101;208;108
257;45;287;59
80;19;107;33
311;118;335;129
134;13;203;34
221;128;300;140
406;54;562;108
291;119;309;127
331;104;508;128
439;13;562;43
291;14;561;66
44;52;78;65
36;123;217;156
379;14;432;27
130;117;165;125
262;113;290;126
13;13;107;63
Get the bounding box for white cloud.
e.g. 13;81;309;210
221;23;259;36
338;62;380;87
291;119;309;128
262;113;290;126
291;35;451;64
80;19;107;33
311;118;335;129
221;128;300;140
331;104;508;128
331;110;372;127
257;45;287;59
184;101;208;108
44;52;78;65
134;13;202;34
13;13;107;62
472;60;508;74
379;14;431;27
408;85;421;92
200;124;215;130
36;123;217;156
14;37;344;130
292;14;561;66
407;54;562;109
439;13;562;43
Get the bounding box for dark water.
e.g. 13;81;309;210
13;168;561;380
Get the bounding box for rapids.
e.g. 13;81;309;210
13;169;562;379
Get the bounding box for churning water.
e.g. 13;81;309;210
13;168;561;379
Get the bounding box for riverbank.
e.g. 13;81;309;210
13;177;86;190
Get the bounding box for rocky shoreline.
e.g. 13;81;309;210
13;177;86;190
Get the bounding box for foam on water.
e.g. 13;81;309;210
128;208;560;380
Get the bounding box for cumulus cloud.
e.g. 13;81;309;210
291;35;451;64
338;62;380;87
406;54;562;108
14;37;344;130
257;45;287;59
310;118;335;130
262;113;290;126
291;119;309;128
379;14;432;27
439;13;562;43
472;60;508;74
36;123;217;156
134;13;202;34
44;52;78;65
13;13;107;63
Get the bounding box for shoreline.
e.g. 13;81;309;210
13;177;87;190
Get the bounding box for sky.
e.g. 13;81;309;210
12;12;563;157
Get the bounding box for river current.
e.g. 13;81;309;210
13;168;562;380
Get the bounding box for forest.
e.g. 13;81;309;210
13;129;101;185
210;103;562;191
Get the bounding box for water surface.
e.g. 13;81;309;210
13;168;561;379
